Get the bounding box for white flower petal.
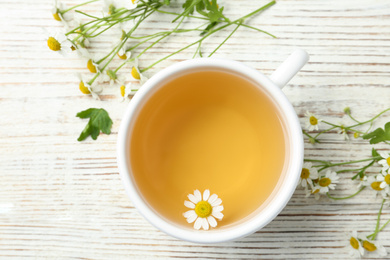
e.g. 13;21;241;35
319;186;329;194
213;205;224;213
211;198;222;207
380;182;388;189
194;190;202;202
378;159;387;166
379;152;389;159
186;213;198;224
207;216;217;227
208;194;218;204
188;194;198;204
183;210;196;218
212;211;224;220
203;189;210;201
201;218;209;230
194;217;202;230
184;200;195;209
377;175;385;181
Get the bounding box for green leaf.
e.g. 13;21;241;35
204;0;224;23
164;0;170;5
182;0;200;15
363;122;390;144
200;21;218;36
76;108;113;141
372;147;380;158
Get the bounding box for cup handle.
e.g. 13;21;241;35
269;49;309;89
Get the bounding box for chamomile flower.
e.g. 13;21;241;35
356;175;369;189
103;0;137;15
120;82;138;100
52;0;73;27
299;162;319;189
358;234;387;257
317;170;339;194
117;47;131;60
378;151;390;173
45;29;72;56
183;189;223;230
77;74;103;100
346;230;364;258
103;70;126;87
305;184;321;200
367;175;388;198
130;59;148;84
305;111;322;131
376;170;390;192
338;125;350;140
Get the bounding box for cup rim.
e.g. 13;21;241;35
117;58;303;244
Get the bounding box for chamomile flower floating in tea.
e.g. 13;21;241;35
305;111;322;131
299;162;318;189
183;189;223;230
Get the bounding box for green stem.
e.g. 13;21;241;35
367;199;386;240
346;111;361;124
376;218;390;233
350;108;390;128
326;186;366;200
314;126;338;138
240;23;276;38
61;0;99;14
140;1;276;72
305;157;380;167
208;21;242;57
139;0;208;20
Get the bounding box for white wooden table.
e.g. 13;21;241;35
1;0;390;258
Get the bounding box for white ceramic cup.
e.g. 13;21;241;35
117;49;309;244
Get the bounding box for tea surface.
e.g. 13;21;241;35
130;70;286;228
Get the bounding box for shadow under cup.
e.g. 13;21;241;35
118;60;303;243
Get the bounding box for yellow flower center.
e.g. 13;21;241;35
354;132;360;138
309;116;318;126
108;4;115;15
87;59;97;73
319;177;331;187
385;174;390;185
301;168;310;179
53;12;61;21
387;157;390;166
117;53;127;60
132;0;136;3
371;181;383;191
362;240;377;252
312;188;320;194
131;66;141;80
71;45;76;51
350;237;359;250
195;201;212;218
79;81;91;94
121;30;126;41
120;85;126;97
47;37;61;51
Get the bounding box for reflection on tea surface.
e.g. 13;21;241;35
130;70;286;229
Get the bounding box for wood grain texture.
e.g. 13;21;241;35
1;0;390;259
